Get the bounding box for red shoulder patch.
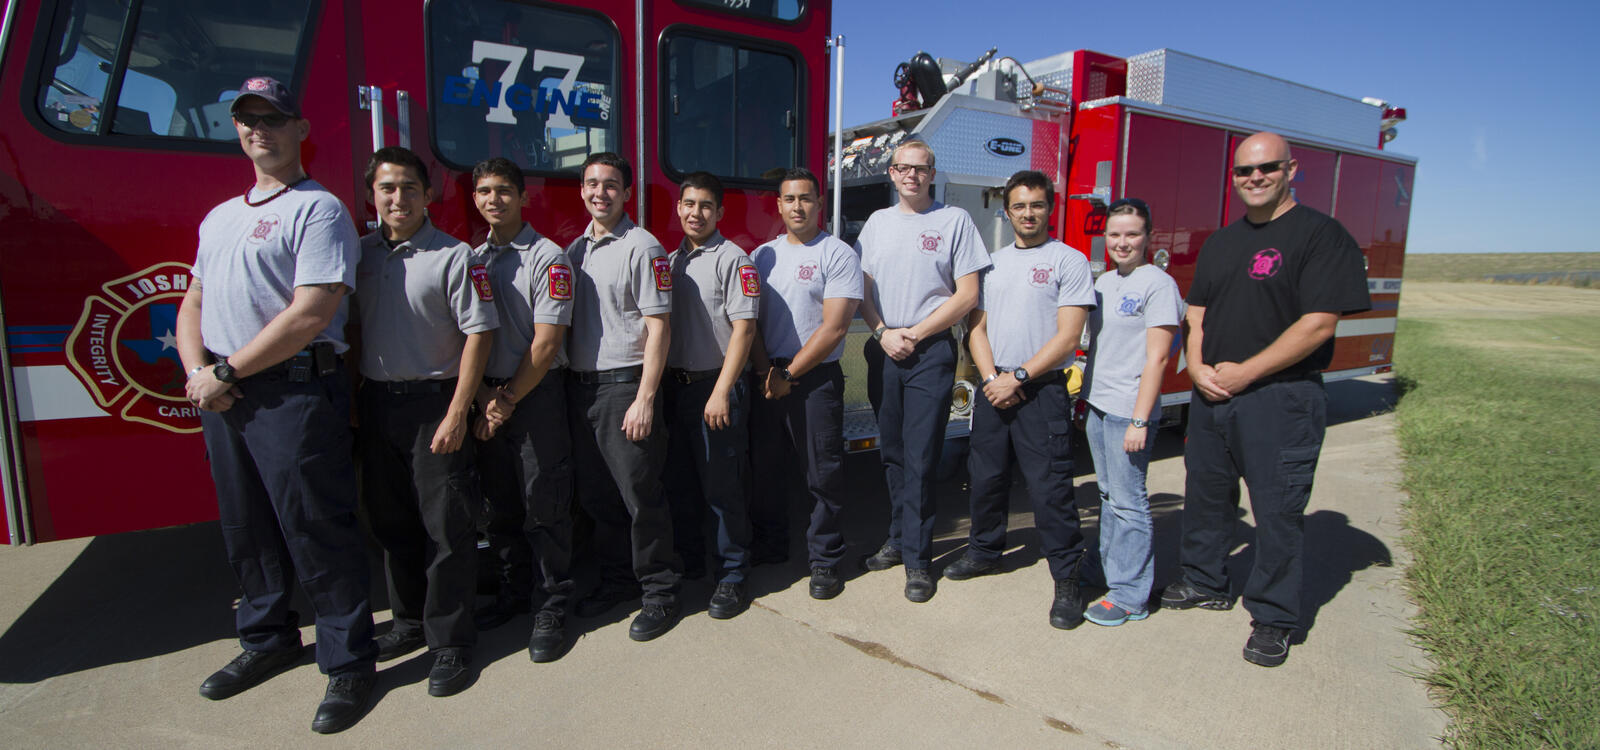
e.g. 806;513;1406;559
652;256;673;291
739;265;761;297
469;264;494;301
548;263;573;301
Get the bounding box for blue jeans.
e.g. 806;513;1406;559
1086;407;1155;614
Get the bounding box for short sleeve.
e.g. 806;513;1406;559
633;237;673;316
822;239;864;301
292;196;360;290
1055;250;1096;309
451;246;501;335
531;242;574;326
722;247;760;321
1186;233;1222;307
1298;219;1371;315
950;210;993;279
1144;272;1184;328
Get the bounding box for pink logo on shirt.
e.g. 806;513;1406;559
917;230;943;256
1029;264;1053;288
246;215;280;244
796;262;818;283
1248;248;1283;279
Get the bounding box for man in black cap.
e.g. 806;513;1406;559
177;77;377;733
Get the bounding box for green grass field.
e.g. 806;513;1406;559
1394;292;1600;747
1403;252;1599;286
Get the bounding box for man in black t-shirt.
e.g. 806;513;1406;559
1161;132;1370;668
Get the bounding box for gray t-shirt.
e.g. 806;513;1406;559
854;201;991;328
354;219;500;381
192;180;359;356
752;231;863;362
480;223;573;379
565;216;672;371
977;239;1095;372
1083;264;1184;419
668;231;759;371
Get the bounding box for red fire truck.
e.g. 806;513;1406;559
0;1;1414;546
0;0;830;544
830;47;1414;452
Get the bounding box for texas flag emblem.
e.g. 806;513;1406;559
739;266;761;297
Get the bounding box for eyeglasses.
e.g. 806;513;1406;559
1108;197;1149;213
1231;160;1290;178
233;112;293;129
888;163;933;177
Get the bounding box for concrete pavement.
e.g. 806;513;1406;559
0;375;1446;748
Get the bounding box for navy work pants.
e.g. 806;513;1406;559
567;376;680;606
475;372;575;613
359;385;480;650
1180;376;1327;630
201;368;376;675
964;376;1085;580
664;375;753;584
866;333;955;569
749;362;848;568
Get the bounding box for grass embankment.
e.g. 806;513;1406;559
1395;300;1600;748
1404;252;1597;287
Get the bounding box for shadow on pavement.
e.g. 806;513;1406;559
0;523;237;683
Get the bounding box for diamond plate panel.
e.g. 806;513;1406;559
924;106;1043;181
1124;49;1377;146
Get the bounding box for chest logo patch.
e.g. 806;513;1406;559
469;264;494;301
739;266;761;297
1117;292;1145;316
548;264;573;301
246;214;281;244
796;262;819;283
652;256;673;291
1248;248;1283;280
917;230;944;256
1029;264;1054;288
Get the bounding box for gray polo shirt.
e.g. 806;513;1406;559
479;223;573;379
193;180;359;356
977;239;1095;372
354;219;499;381
751;230;863;362
854;201;991;328
1083;264;1184;419
565;216;672;372
668;231;759;371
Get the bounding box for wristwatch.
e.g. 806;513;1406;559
872;325;888;341
1012;367;1030;385
212;359;240;384
1131;417;1150;429
779;367;799;384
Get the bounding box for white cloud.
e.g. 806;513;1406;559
1472;128;1488;170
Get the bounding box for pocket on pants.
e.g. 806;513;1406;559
1047;418;1074;473
1279;445;1320;499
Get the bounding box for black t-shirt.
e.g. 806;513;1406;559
1187;204;1370;377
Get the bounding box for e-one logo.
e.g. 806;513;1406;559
985;137;1025;157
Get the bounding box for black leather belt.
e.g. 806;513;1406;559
483;376;511;387
1008;368;1065;388
669;367;721;385
370;378;457;394
209;342;339;383
571;366;643;384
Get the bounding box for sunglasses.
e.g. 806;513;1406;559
1231;160;1290;178
233;112;294;129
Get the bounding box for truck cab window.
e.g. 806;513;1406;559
663;33;800;182
36;0;315;141
427;0;620;175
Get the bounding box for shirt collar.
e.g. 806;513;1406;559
678;229;725;257
583;215;636;246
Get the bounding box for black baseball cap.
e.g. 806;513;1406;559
229;77;299;117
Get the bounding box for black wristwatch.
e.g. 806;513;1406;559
212;359;240;384
1012;367;1030;385
779;367;799;384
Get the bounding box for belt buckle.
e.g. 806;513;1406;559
674;369;691;385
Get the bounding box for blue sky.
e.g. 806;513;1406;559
830;0;1597;253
